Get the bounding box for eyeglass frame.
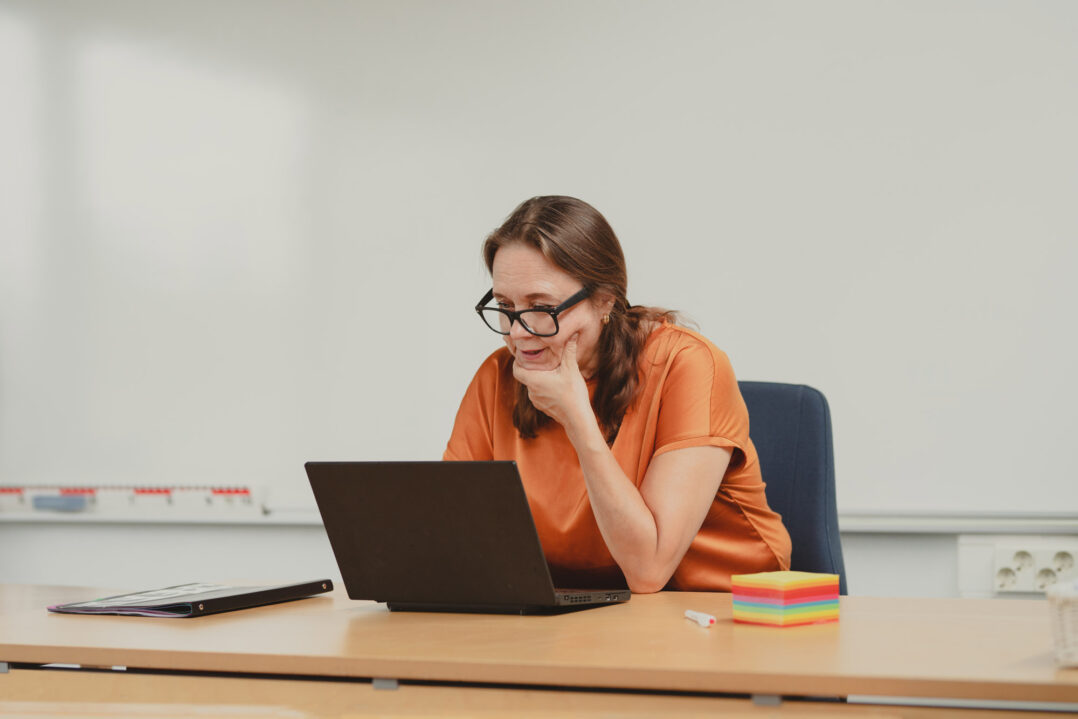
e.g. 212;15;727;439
475;286;591;337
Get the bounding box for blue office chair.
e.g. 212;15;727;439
738;381;848;595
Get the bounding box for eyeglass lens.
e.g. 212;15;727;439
479;308;558;336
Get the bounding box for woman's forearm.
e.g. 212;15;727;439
564;415;676;593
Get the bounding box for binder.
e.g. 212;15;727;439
47;579;333;617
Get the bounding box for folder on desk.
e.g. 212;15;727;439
47;579;333;618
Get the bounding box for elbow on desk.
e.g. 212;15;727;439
627;580;664;594
623;568;673;594
615;545;683;593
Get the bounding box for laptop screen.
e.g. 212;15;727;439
306;461;565;607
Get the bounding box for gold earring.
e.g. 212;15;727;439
601;314;610;325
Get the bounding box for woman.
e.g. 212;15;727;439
445;196;790;593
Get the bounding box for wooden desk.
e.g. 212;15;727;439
1;584;1076;715
0;669;1068;718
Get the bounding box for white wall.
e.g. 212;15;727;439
1;1;1076;588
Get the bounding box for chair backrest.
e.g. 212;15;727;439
738;381;848;594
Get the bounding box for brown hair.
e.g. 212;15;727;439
483;196;677;442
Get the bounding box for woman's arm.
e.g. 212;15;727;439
513;335;730;593
568;420;730;593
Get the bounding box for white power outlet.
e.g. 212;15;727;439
994;541;1078;594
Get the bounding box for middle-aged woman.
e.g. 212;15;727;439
444;196;791;593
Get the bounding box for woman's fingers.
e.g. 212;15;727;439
561;334;580;374
511;333;589;426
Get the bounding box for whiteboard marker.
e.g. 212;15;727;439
684;609;716;627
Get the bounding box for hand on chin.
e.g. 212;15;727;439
511;335;589;429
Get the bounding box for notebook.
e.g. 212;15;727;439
305;461;631;614
47;579;333;617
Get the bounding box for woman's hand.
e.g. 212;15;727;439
512;333;593;432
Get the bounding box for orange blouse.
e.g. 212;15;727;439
444;323;791;591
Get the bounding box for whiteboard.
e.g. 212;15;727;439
1;0;1075;516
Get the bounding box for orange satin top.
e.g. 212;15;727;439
443;323;791;591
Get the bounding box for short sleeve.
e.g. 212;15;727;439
651;339;750;461
443;351;503;461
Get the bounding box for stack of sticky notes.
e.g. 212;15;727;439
731;571;840;627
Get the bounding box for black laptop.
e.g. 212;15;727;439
304;461;630;614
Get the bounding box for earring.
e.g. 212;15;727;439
601;314;610;325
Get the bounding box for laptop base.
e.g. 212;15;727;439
386;600;624;615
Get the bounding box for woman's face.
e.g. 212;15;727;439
491;243;611;376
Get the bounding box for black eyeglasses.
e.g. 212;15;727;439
475;287;591;337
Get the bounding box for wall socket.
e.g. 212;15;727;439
994;542;1078;594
